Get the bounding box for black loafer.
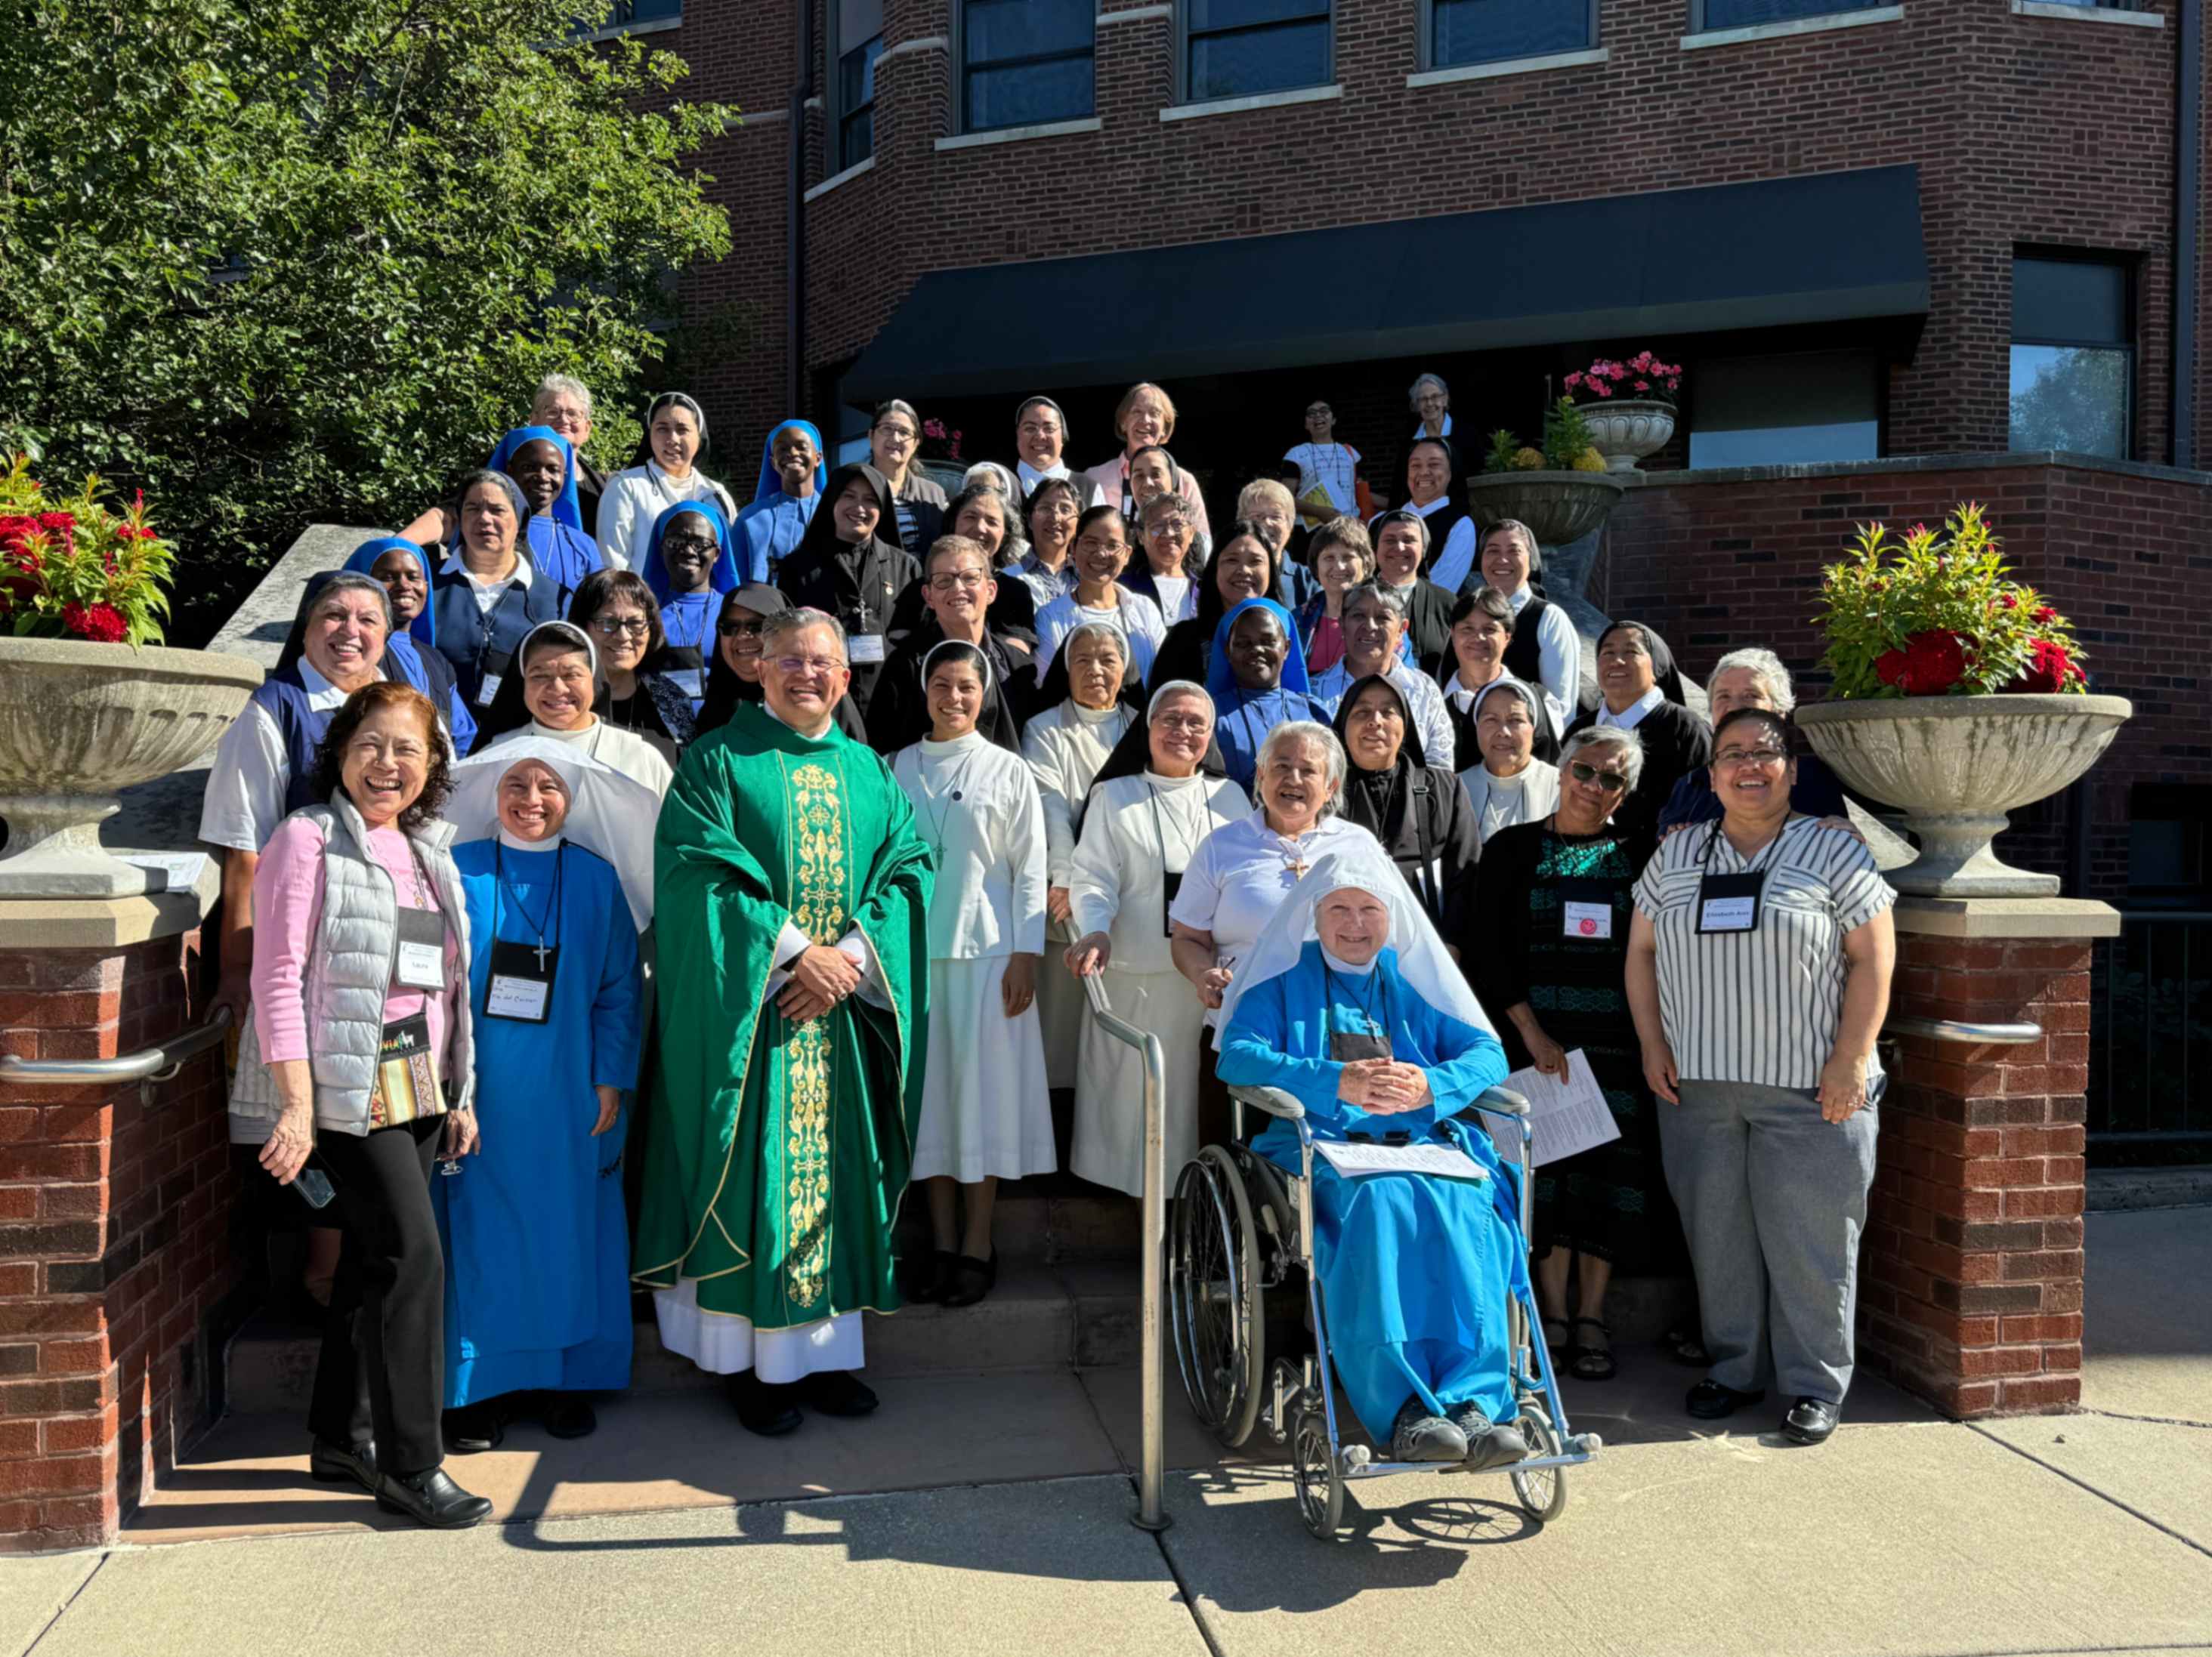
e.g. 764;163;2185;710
1781;1396;1841;1446
937;1253;996;1309
443;1402;503;1455
728;1370;804;1436
375;1467;493;1529
799;1368;879;1418
1686;1379;1767;1420
542;1397;597;1440
307;1437;377;1495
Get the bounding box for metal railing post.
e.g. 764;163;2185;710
1082;972;1171;1532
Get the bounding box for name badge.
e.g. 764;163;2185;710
1696;870;1767;935
1563;900;1613;941
668;667;705;702
474;672;502;708
392;906;447;991
484;937;558;1024
848;634;887;665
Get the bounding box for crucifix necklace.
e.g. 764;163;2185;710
494;838;564;970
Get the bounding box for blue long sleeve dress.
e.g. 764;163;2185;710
440;839;644;1404
1217;941;1525;1440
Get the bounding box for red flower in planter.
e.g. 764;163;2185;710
62;602;128;643
1877;629;1968;695
2010;637;2081;693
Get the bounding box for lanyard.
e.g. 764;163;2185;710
663;597;709;654
1323;959;1392;1039
493;840;564;969
1700;816;1793;878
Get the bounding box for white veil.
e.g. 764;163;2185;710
447;735;662;930
1216;843;1496;1044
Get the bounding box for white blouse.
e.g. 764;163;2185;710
893;732;1048;961
1070;772;1249;977
1021;699;1135;888
1033;590;1168;680
1170;810;1382;980
1457;759;1562;853
595;462;739;574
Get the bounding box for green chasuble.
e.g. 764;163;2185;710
635;703;933;1329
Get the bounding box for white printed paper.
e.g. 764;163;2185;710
1485;1049;1623;1168
847;634;887;665
1315;1139;1491;1181
1562;900;1613;940
1700;895;1756;932
486;974;551;1020
124;852;209;893
475;672;503;708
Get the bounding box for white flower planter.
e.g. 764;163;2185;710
1576;399;1677;474
1794;693;2133;897
0;638;261;898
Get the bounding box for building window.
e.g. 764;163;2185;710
833;0;884;173
959;0;1094;131
1691;0;1889;29
2010;254;2132;461
573;0;679;36
1686;350;1882;467
1429;0;1595;66
1184;0;1332;103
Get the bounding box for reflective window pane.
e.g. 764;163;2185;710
1188;13;1331;101
1432;0;1589;66
1701;0;1886;26
838;35;881;169
966;59;1094;129
2013;257;2129;346
965;0;1092;63
1687;351;1880;468
2009;344;2130;459
962;0;1093;130
1189;0;1329;27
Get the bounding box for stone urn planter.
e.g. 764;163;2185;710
1794;693;2133;897
1463;471;1628;548
0;637;261;898
1577;399;1676;474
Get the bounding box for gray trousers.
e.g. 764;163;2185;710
1657;1078;1878;1405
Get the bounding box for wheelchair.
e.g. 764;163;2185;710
1167;1081;1602;1540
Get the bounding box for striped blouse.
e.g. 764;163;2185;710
1633;816;1894;1091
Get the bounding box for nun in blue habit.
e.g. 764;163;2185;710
1206;596;1327;793
484;425;605;595
639;498;739;711
437;737;657;1442
1216;844;1533;1469
341;537;477;756
731;417;827;583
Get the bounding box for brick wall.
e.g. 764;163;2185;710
638;0;2211;486
1858;928;2093;1417
0;927;237;1552
1605;454;2212;900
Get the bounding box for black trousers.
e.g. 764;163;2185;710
306;1117;446;1476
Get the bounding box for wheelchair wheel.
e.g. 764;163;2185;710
1510;1400;1567;1523
1290;1406;1345;1541
1169;1146;1265;1449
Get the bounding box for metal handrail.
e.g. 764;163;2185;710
0;1004;232;1089
1081;970;1171;1534
1886;1016;2043;1046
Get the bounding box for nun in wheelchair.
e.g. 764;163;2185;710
1213;844;1536;1470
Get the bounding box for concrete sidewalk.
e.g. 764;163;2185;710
5;1210;2208;1657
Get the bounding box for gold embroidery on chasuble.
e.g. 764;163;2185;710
782;760;848;1312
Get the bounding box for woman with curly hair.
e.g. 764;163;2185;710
227;680;491;1532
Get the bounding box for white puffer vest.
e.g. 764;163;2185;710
228;795;476;1142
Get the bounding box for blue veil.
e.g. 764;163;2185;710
752;418;828;504
1206;596;1313;702
342;537;437;647
641;498;740;606
486;425;584;532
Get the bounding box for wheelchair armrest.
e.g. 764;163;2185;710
1227;1085;1305;1122
1455;1085;1531;1122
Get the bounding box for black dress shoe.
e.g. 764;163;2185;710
543;1397;597;1440
308;1437;377;1495
799;1369;879;1418
1686;1378;1768;1420
443;1402;504;1454
728;1369;804;1436
375;1467;493;1529
1390;1399;1469;1464
901;1249;956;1304
1781;1396;1841;1446
1446;1405;1531;1471
937;1252;996;1309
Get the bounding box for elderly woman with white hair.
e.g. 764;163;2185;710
1084;381;1212;542
1217;844;1531;1468
1654;647;1850;834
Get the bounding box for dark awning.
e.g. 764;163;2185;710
842;165;1928;401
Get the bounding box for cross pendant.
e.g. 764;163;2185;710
534;941;551;972
1288;859;1309;878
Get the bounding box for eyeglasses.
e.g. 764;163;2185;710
1306;407;1332;418
1715;746;1790;768
1568;761;1630;793
1155;714;1211;736
591;616;650;637
718;618;764;637
772;655;844;676
928;572;990;591
874;425;916;445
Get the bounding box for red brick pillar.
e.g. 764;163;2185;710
0;884;237;1553
1856;899;2118;1419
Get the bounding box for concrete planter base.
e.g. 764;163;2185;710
1577;398;1677;472
1462;471;1627;546
1794;693;2133;896
0;638;261;897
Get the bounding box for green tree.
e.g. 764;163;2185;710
0;0;736;639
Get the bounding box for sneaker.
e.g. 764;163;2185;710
1390;1399;1469;1464
1447;1403;1531;1470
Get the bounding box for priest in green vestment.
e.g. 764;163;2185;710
635;606;933;1434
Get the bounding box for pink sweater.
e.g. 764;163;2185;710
251;813;455;1065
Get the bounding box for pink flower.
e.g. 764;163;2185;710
1565;372;1584;390
1633;380;1650;393
1593;381;1612;397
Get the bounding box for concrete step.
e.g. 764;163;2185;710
893;1179;1143;1264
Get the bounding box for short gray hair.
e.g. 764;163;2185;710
1407;372;1450;409
761;606;849;665
532;374;594;417
1709;646;1796;714
1560;725;1645;791
1342;580;1407;623
1257;720;1347;815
